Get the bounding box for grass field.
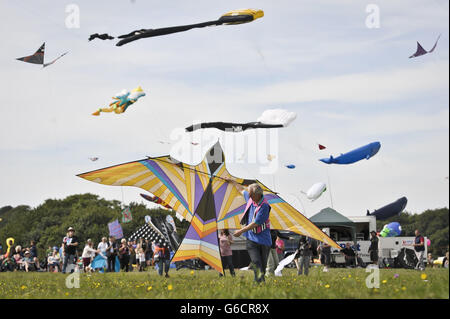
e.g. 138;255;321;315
0;266;448;299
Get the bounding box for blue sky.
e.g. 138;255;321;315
0;0;448;217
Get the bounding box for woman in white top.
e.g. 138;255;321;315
82;239;99;272
97;237;108;256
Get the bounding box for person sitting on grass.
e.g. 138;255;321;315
47;247;61;272
341;243;356;268
22;250;36;272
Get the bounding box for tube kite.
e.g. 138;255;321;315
89;9;264;47
409;35;441;58
319;142;381;165
92;86;145;116
77;142;340;274
16;43;68;68
366;197;407;220
185;109;297;133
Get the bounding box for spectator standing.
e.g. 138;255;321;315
318;241;331;272
154;243;171;278
129;240;137;272
368;231;379;265
219;229;235;277
295;236;312;275
82;239;99;273
266;231;291;276
29;240;41;271
145;239;153;267
106;236;118;272
97;237;108;256
413;229;425;271
62;227;79;274
443;251;449;269
118;238;131;272
275;235;286;262
137;248;146;272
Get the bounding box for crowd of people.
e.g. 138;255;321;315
0;226;173;275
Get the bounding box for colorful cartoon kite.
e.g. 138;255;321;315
409;34;441;58
89;9;264;47
367;197;407;220
77;142;340;274
319;142;381;165
16;43;68;68
92;86;145;116
301;182;327;202
185;109;297;132
380;222;402;237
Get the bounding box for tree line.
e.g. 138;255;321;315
0;193;448;258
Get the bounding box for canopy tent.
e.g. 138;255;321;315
309;207;356;244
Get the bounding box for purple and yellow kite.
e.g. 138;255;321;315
77;142;339;273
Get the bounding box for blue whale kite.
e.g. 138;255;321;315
367;197;407;220
319;142;381;165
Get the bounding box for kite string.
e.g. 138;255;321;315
325;166;334;209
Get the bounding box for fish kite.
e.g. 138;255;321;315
92;86;145;116
367;197;407;220
409;34;441;58
16;43;68;68
319;142;381;165
89;9;264;47
185;109;297;133
301;182;327;202
77;142;340;274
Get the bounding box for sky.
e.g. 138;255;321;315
0;0;448;218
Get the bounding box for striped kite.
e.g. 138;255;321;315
77;142;339;274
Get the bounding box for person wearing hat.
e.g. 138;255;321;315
22;250;34;272
62;227;79;274
368;230;379;265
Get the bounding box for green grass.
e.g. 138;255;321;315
0;266;448;299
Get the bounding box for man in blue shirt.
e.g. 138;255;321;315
229;180;271;283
